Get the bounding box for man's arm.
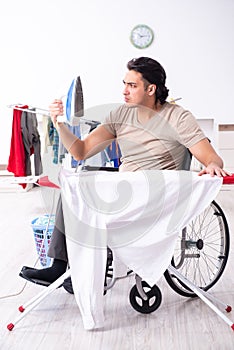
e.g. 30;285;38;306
58;123;115;160
189;138;230;177
49;99;115;161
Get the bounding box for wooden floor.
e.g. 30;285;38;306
0;184;234;350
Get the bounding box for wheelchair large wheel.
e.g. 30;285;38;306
164;200;230;298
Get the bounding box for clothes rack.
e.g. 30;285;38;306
7;104;101;127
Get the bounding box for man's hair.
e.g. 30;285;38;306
127;57;169;105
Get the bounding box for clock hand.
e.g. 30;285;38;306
135;33;147;38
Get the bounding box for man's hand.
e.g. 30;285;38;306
189;139;231;178
198;162;231;177
49;99;64;127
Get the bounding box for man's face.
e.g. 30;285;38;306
123;70;149;106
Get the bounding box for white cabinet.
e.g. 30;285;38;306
197;118;215;145
218;124;234;173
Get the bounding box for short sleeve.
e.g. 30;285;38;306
175;109;206;148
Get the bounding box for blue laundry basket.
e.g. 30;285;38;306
31;215;55;267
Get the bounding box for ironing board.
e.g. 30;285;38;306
59;168;223;330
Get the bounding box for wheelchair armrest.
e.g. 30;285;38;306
81;165;119;172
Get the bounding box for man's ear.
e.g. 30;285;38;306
147;84;156;96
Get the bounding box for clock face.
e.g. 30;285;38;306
130;24;154;49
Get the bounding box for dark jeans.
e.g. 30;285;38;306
48;195;68;262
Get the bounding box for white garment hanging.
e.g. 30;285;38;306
59;169;223;330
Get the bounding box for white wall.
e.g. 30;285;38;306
0;0;234;164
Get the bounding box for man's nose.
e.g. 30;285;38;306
123;85;129;94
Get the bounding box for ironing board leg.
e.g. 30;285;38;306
168;266;234;331
7;270;71;331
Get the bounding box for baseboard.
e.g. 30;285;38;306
0;165;13;177
0;164;7;171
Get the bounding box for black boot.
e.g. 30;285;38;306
19;259;67;287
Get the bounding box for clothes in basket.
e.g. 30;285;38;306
31;215;55;267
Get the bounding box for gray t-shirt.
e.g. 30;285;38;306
103;102;206;172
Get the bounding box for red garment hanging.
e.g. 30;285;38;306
7;106;28;181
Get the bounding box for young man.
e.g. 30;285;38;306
19;57;229;290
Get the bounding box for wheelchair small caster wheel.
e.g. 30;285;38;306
129;281;162;314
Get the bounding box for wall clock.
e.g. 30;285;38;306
130;24;154;49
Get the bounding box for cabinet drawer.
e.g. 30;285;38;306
218;131;234;149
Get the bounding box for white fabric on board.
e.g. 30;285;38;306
59;169;222;330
